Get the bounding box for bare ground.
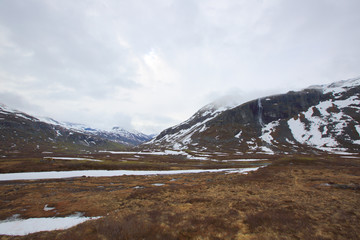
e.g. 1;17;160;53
0;155;359;239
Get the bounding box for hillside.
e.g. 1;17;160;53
148;77;360;154
0;105;151;155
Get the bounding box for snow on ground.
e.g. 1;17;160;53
98;151;138;154
259;146;275;154
43;204;55;211
43;157;103;162
152;183;165;186
0;213;100;236
99;150;212;160
225;167;265;174
0;168;261;181
99;150;181;155
172;143;183;150
340;156;360;159
223;159;269;162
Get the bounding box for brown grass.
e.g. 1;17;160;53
0;155;360;239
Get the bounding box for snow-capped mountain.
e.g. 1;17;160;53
36;117;152;145
111;127;151;143
148;77;360;154
146;99;236;149
36;117;99;133
0;104;151;154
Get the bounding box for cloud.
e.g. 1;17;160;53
1;0;360;134
0;91;42;113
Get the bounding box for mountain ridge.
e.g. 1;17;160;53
147;77;360;154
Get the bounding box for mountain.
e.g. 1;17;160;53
37;117;152;146
95;127;152;145
0;105;152;154
147;77;360;154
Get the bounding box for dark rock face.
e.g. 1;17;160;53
212;89;324;128
261;89;326;124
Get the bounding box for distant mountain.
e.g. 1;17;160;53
0;105;152;154
36;117;152;146
147;77;360;154
96;127;152;146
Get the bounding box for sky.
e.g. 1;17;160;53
0;0;360;134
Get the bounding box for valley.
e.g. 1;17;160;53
1;77;360;239
2;0;360;238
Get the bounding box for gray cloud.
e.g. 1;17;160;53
1;0;360;134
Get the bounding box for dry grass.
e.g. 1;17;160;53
0;155;360;239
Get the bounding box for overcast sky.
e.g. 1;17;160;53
1;0;360;134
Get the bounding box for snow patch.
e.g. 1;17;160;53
235;130;242;139
355;125;360;136
259;146;275;154
0;214;100;236
43;205;55;211
286;96;356;150
0;168;262;181
43;157;103;162
223;159;269;162
260;121;279;144
152;183;165;186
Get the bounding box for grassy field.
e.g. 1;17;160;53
0;154;359;239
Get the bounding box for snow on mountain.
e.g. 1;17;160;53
34;117;152;145
36;117;98;133
112;127;150;140
0;104;37;122
283;77;360;152
148;77;360;154
0;104;151;149
147;99;236;149
252;77;360;153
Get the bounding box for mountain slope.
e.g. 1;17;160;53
148;77;360;154
147;102;233;149
0;105;151;154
